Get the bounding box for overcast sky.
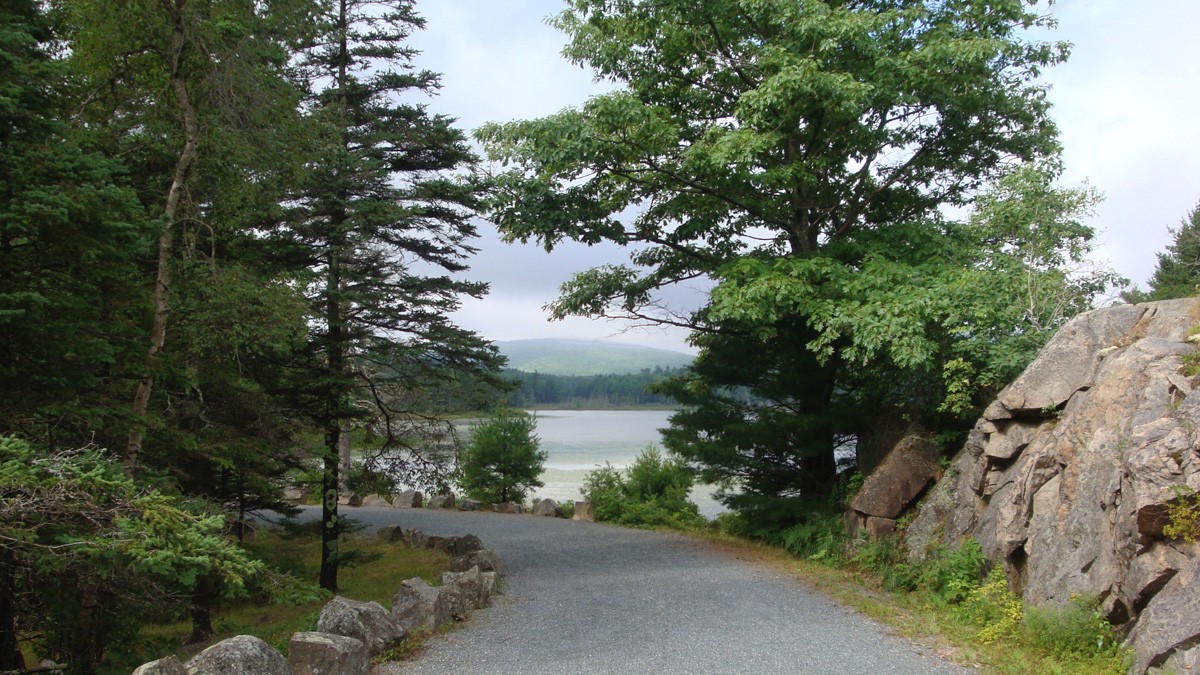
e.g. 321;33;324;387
407;0;1200;354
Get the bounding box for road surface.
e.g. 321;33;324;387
295;507;965;675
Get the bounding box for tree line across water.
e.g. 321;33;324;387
4;0;1200;671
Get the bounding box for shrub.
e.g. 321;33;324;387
958;566;1024;643
0;437;263;671
1163;485;1200;542
1022;594;1124;660
898;539;987;604
780;511;847;562
581;446;704;529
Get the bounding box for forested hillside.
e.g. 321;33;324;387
503;368;682;408
497;339;693;376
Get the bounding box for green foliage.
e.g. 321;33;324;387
0;0;149;444
779;511;847;562
347;463;398;500
0;437;262;670
1163;485;1200;543
856;539;1122;663
481;0;1118;531
272;0;505;590
119;528;450;672
885;540;987;605
959;566;1024;644
581;447;703;529
1181;352;1200;379
1124;201;1200;302
459;409;546;504
1023;594;1125;661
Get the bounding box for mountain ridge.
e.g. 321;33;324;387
497;338;693;376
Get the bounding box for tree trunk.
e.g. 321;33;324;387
319;423;341;592
187;574;217;644
338;424;351;493
319;0;352;594
0;557;23;672
125;7;199;475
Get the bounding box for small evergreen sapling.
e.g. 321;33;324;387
459;409;546;504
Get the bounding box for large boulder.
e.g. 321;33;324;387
288;632;369;675
491;501;523;514
376;525;405;543
532;498;560;517
391;578;451;632
442;565;488;611
903;299;1200;672
404;528;430;549
185;635;290;675
392;490;422;508
989;303;1145;416
315;596;403;655
573;500;594;522
426;493;456;510
850;434;940;522
459;498;483;511
132;656;188;675
359;495;390;508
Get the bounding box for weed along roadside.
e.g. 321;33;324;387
125;524;504;675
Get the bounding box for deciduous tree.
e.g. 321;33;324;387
480;0;1100;522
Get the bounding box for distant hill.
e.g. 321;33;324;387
497;339;693;376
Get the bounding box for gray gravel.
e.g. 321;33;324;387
295;507;966;675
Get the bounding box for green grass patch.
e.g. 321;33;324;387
101;528;450;673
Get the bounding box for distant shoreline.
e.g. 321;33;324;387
523;405;681;412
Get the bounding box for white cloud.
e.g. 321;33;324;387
1044;0;1200;287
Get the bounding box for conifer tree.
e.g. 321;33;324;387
283;0;502;591
1125;203;1200;302
0;0;147;447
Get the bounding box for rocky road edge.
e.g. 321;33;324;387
131;529;501;675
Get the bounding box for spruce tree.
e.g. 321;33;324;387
1128;203;1200;301
0;0;147;447
283;0;502;591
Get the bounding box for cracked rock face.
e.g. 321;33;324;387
904;299;1200;673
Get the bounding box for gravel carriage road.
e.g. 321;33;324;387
298;506;967;675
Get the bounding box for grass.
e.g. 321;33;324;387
687;528;1131;675
102;528;450;673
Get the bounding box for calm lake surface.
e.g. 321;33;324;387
518;409;725;518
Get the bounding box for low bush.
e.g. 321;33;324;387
884;539;986;605
1022;594;1124;660
780;511;847;562
581;446;704;529
958;566;1024;643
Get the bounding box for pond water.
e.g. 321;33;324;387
518;409;725;519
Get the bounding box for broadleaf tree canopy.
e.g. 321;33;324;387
479;0;1109;524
